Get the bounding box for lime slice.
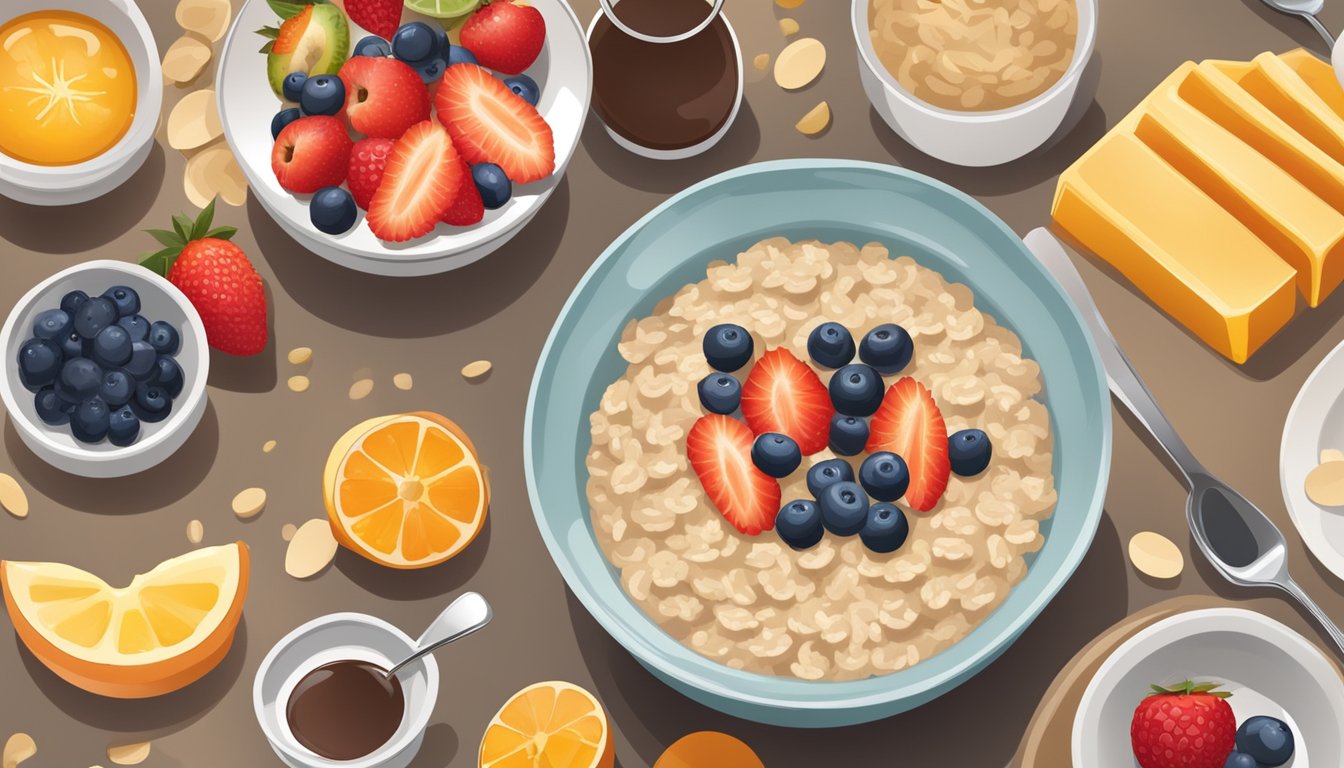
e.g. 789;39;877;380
403;0;481;20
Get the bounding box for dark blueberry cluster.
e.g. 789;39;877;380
1227;716;1294;767
18;287;185;447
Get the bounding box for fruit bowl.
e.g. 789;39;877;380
216;0;592;277
0;261;209;478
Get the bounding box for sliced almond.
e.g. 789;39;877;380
1306;461;1344;506
286;519;338;579
263;439;277;453
779;18;800;35
184;143;247;208
349;378;374;400
287;347;312;365
3;733;36;768
162;35;212;84
0;473;28;519
186;519;204;544
282;523;298;542
232;487;267;519
107;741;151;765
167;89;221;151
1128;531;1184;580
176;0;232;42
462;360;492;380
795;101;831;136
287;375;310;393
1321;448;1344;464
774;38;826;90
753;54;770;71
393;373;413;391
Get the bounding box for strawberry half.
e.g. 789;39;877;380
366;120;464;242
339;56;431;140
741;348;834;455
271;115;353;194
866;377;950;512
347;137;395;211
435;63;555;184
441;158;485;226
687;415;781;536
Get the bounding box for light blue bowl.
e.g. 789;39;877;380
524;159;1111;727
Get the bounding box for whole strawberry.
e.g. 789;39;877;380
142;200;269;356
1131;681;1236;768
460;1;546;75
345;0;402;40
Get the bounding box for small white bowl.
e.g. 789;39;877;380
0;0;163;206
1281;339;1344;583
853;0;1097;167
254;613;439;768
0;261;209;478
1073;608;1344;767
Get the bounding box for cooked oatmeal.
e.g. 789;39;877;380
585;238;1057;680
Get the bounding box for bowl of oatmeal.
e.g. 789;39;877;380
525;159;1110;726
853;0;1098;167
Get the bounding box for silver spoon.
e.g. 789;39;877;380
384;592;493;679
1022;228;1344;658
1259;0;1336;48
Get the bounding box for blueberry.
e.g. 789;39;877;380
132;384;172;423
100;369;135;408
828;363;884;417
503;74;540;105
117;314;149;342
859;451;910;502
154;357;185;398
59;290;89;316
818;480;869;536
860;323;914;375
807;322;855;369
58;331;84;360
124;341;158;381
806;458;854;498
73;297;117;339
282;71;308;102
34;388;70;426
17;338;63;391
1222;753;1258;768
697;373;741;414
107;406;141;447
271;107;302;140
71;397;111;443
300;75;345;116
392;21;437;63
472;163;512;209
829;414;869;456
447;44;477;66
948;428;992;476
776;500;825;550
752;433;801;478
101;286;140;317
310;186;358;234
147;321;181;356
860;502;909;553
32;309;71;340
91;325;133;368
411;55;447;83
353;35;393;57
703;324;753;372
433;25;450;57
1235;716;1294;766
56;358;102;403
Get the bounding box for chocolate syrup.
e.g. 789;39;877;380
286;660;405;761
589;0;738;151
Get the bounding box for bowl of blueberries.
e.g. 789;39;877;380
0;260;209;478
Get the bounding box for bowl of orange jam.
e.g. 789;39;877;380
0;1;162;205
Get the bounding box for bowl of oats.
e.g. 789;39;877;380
525;159;1110;726
854;0;1098;167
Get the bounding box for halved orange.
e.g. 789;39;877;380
324;412;489;569
479;681;615;768
654;732;764;768
0;542;249;698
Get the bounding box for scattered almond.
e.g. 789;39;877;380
263;439;277;453
186;519;204;544
167;89;222;151
281;523;298;542
779;18;799;35
774;38;826;90
287;375;311;393
753;54;770;71
232;487;267;519
1321;448;1344;464
0;473;28;519
162;36;212;84
349;378;374;400
286;519;339;579
287;347;312;365
3;733;36;768
1306;460;1344;506
176;0;232;42
1128;531;1184;580
393;373;413;390
795;101;831;135
462;360;492;380
184;143;247;208
107;741;151;765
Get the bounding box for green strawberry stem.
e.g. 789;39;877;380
140;198;239;278
1147;680;1232;698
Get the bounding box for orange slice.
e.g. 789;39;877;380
479;681;614;768
324;412;489;569
0;542;249;698
655;732;764;768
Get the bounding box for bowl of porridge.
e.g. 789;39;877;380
525;159;1110;726
853;0;1098;167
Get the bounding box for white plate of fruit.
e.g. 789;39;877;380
216;0;591;276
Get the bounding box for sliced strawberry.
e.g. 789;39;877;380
866;377;950;512
366;121;463;242
271;6;313;55
435;63;555;184
347;137;395;211
740;348;834;455
687;415;781;536
441;158;484;226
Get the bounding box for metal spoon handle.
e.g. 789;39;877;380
1281;577;1344;659
386;592;493;679
1304;12;1336;48
1022;229;1208;484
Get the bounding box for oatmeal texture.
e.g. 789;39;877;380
869;0;1078;112
586;239;1057;680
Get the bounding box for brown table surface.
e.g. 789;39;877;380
5;0;1344;765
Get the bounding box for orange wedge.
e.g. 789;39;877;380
1;542;249;698
324;412;489;569
479;681;614;768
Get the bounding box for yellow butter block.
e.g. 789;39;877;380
1278;49;1344;116
1238;52;1344;166
1053;132;1298;364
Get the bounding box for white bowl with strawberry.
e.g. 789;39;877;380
217;0;591;276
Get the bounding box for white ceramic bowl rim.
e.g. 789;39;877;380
1280;338;1344;580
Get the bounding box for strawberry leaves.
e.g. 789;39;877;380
1147;680;1232;699
140;199;237;277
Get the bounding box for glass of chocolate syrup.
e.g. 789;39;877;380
587;0;744;158
285;659;406;761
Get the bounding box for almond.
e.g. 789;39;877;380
0;473;28;519
232;488;266;519
795;101;831;136
774;38;826;90
162;36;212;84
3;733;36;768
1306;460;1344;506
107;741;151;765
1127;531;1184;580
184;143;247;208
187;519;204;544
167;89;221;151
286;520;338;579
175;0;232;42
287;375;310;393
349;379;374;400
393;373;414;390
462;360;492;380
287;347;312;365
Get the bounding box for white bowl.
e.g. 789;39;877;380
217;0;593;277
0;0;163;206
0;261;210;478
254;613;438;768
1073;608;1344;767
852;0;1097;167
1281;339;1344;582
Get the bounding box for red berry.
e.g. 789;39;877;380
347;137;395;211
866;377;950;512
687;415;782;535
741;348;834;455
271;115;353;194
435;63;555;184
344;0;403;40
1130;681;1237;768
339;56;431;139
460;1;546;75
441;158;485;226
